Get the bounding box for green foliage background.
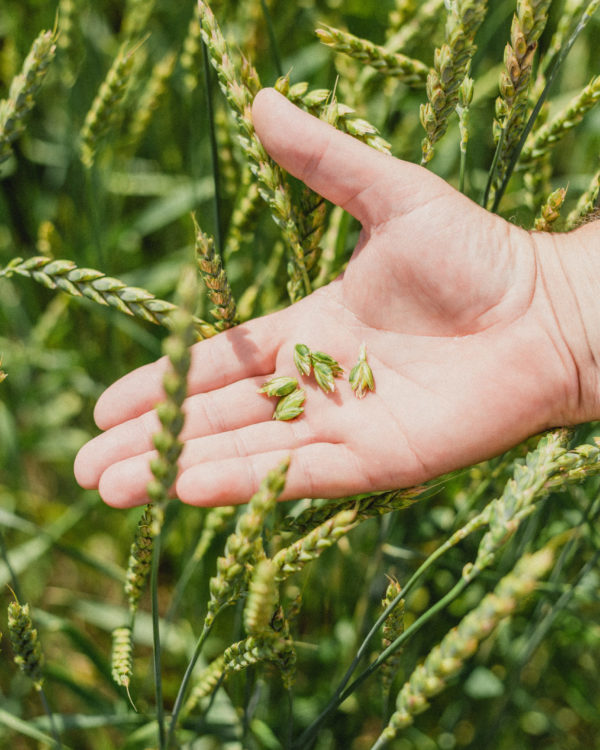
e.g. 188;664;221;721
2;1;600;748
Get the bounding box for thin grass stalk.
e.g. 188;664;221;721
259;0;283;77
0;256;217;339
490;0;600;212
372;548;554;746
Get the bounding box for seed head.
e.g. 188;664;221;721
273;388;306;421
258;376;299;398
293;344;312;377
7;601;44;689
349;344;375;398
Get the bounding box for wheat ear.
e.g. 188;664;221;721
566;171;600;228
0;255;217;339
373;548;553;746
111;626;134;695
121;0;156;39
193;216;237;329
0;29;57;166
273;508;357;582
125;50;176;153
420;0;488;164
380;578;405;698
124;505;154;613
521;75;600;166
8;601;44;689
244;558;279;636
184;654;226;713
488;0;553;202
224;169;262;257
534;186;567;232
204;458;290;628
79;40;143;167
316;25;429;86
192;506;237;563
197;0;311;301
146;268;197;533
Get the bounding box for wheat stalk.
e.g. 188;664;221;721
7;601;44;690
420;0;488;164
0;255;217;339
534;186;567;231
0;29;57;166
125;50;176;154
316;25;429;86
487;0;553;203
79;39;143;167
273;508;357;582
147;268;197;532
193;217;237;329
373;548;553;746
197;0;311;301
204;458;289;628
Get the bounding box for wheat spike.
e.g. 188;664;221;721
381;578;405;697
197;0;311;302
534;186;567;231
316;25;429;86
204;459;289;627
244;558;279;636
566;170;600;228
124;505;154;613
193;217;237;330
79;40;143;167
147;268;197;532
0;29;57;166
0;255;217;339
374;548;553;746
7;601;44;690
273;508;357;581
420;0;488;164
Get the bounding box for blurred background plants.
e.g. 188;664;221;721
2;0;600;748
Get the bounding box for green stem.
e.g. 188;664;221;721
490;0;600;213
39;687;63;750
260;0;283;77
294;578;468;748
166;619;217;748
202;40;223;256
151;531;166;750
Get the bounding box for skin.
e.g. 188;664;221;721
73;88;600;508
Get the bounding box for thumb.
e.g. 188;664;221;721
251;87;448;227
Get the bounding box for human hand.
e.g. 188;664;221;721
74;88;594;508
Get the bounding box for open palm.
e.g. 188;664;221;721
74;88;576;507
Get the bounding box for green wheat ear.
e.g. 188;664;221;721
0;28;57;167
7;601;44;690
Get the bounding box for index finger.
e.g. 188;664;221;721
94;313;283;430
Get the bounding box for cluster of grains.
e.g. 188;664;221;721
79;41;142;168
111;626;134;692
566;171;600;228
180;5;203;92
204;458;289;628
380;578;405;698
197;0;311;302
273;508;357;582
244;559;279;635
258;376;305;421
0;29;57;166
420;0;488;165
316;25;429;86
488;0;552;205
279;77;391;153
374;549;553;746
192;505;237;563
349;344;375;399
224;171;263;256
124;505;154;613
146;268;198;533
294;343;344;393
0;255;217;339
284;485;429;534
193;217;237;330
121;0;156;39
534;187;567;231
7;601;44;690
125;50;176;154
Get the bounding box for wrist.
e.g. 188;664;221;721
533;226;600;426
